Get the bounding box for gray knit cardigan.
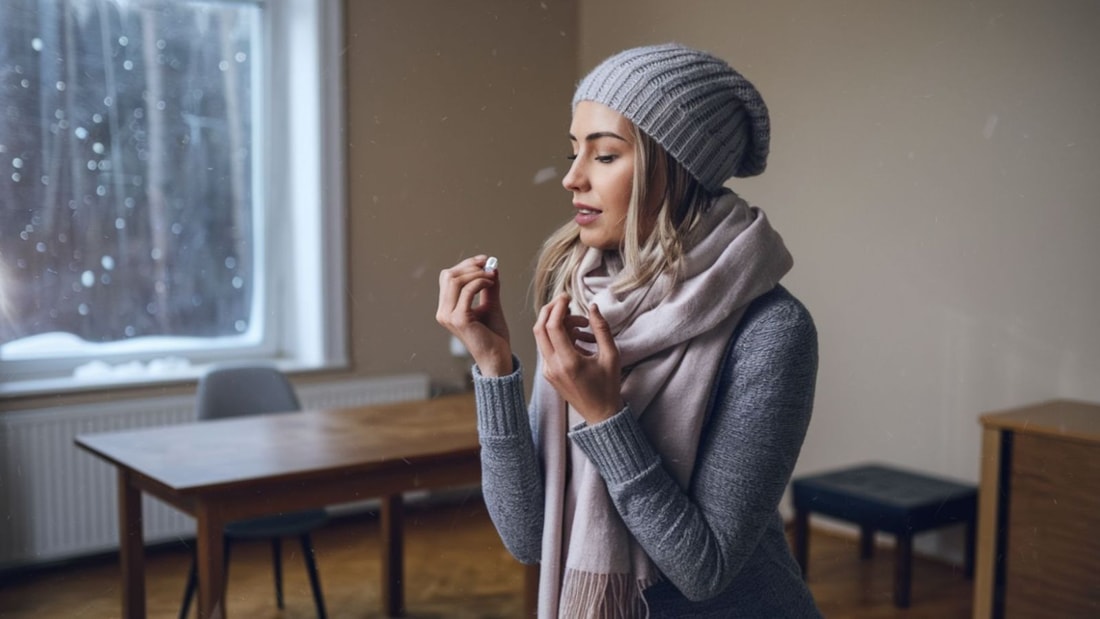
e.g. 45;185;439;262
472;285;822;617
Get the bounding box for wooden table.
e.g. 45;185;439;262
75;392;487;619
973;399;1100;618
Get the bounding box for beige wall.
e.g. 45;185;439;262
10;0;1098;501
578;0;1100;487
344;0;577;393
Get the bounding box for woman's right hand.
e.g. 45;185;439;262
436;255;513;377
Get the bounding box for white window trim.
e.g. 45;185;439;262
0;0;348;397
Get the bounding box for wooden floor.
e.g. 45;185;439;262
0;495;972;618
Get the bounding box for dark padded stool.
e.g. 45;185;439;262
791;463;977;608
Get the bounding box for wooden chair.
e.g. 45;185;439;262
179;365;328;619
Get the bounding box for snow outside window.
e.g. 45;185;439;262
0;0;347;396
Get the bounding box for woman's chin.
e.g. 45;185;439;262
578;230;621;251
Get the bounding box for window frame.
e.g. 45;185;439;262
0;0;348;397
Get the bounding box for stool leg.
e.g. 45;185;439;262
859;525;875;559
894;532;912;608
793;509;809;580
964;516;976;579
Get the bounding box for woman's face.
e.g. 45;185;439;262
563;101;636;250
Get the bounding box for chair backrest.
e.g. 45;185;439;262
196;364;301;421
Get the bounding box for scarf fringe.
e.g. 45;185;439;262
558;569;657;619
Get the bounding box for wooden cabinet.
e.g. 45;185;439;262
974;400;1100;618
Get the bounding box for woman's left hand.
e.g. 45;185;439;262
533;294;623;424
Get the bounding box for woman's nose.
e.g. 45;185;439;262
562;159;585;192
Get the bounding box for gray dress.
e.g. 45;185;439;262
473;285;822;617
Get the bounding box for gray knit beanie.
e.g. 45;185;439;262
572;43;770;191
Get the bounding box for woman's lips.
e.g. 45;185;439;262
574;204;601;226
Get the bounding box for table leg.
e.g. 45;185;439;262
524;563;539;616
118;470;145;619
894;532;913;608
196;503;228;619
382;493;405;617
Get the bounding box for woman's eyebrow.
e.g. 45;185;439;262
568;131;629;142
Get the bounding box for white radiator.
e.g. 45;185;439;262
0;373;430;569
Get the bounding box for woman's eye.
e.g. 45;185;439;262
566;154;578;161
595;155;617;163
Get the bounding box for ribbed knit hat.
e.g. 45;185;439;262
572;43;770;191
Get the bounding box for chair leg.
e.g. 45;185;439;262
894;532;913;608
179;557;197;619
272;537;285;609
793;508;809;580
180;536;231;619
300;534;327;619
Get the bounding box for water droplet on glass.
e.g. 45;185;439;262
232;276;243;289
133;108;143;119
31;38;43;51
98;160;110;171
75;127;88;139
87;160;97;171
78;303;90;316
125;326;135;337
118;35;128;46
93;142;105;154
93;113;103;123
19;231;29;240
123;60;133;71
56;81;66;91
96;185;107;196
40;175;49;185
146;303;157;315
156;39;166;50
81;271;95;287
11;173;20;182
156;101;166;111
104;96;114;107
124;197;135;208
151;247;162;260
12;157;23;169
235;52;247;62
20;79;29;88
36;242;47;253
219;60;229;71
171;222;182;234
115;217;125;230
235;320;247;332
225;256;237;269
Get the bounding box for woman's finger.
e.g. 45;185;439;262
544;295;579;353
439;268;493;310
453;277;494;322
588;303;618;362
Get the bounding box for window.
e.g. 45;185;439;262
0;0;347;396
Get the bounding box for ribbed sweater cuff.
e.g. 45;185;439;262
569;407;659;484
472;357;527;437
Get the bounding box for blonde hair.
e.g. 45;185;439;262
533;124;714;312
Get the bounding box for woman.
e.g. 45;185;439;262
437;43;821;618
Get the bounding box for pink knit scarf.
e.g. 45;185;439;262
534;191;793;618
